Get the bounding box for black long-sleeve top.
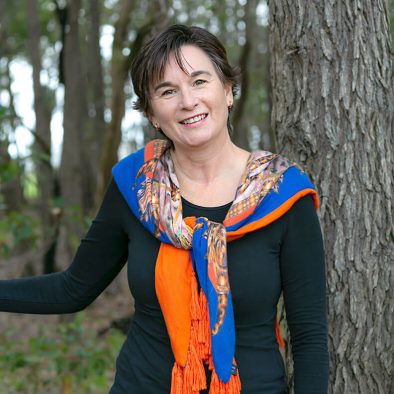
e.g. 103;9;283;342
0;179;329;393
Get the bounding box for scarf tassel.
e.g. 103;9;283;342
209;367;241;394
170;272;241;394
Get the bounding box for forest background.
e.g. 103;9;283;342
0;0;393;393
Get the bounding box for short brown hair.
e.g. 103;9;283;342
130;24;239;117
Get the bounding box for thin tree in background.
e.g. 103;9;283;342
0;2;25;214
232;0;257;150
97;0;136;203
27;0;54;225
269;0;393;392
57;0;94;270
81;0;107;209
27;0;58;274
0;59;25;214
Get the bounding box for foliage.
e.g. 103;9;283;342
0;313;125;394
1;0;59;57
0;210;40;257
0;160;20;184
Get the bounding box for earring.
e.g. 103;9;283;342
153;123;160;130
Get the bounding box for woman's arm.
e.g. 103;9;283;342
0;179;129;314
280;195;329;393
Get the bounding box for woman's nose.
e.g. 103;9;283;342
179;88;198;110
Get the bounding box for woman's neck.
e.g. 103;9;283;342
170;138;250;206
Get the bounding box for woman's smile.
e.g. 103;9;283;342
179;113;208;127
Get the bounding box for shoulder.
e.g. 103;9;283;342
111;146;146;219
112;145;145;181
249;149;319;208
250;149;302;175
112;139;170;180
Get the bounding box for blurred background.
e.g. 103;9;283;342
0;0;393;393
0;0;274;272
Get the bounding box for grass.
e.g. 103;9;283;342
0;312;125;394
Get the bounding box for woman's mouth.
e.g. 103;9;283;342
180;113;208;125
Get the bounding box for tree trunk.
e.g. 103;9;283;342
264;29;276;153
269;1;393;393
83;0;106;210
96;0;136;203
232;0;257;150
26;0;60;274
58;0;89;269
0;59;24;212
26;0;54;229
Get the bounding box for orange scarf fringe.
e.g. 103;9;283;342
170;271;242;394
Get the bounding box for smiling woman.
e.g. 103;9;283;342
0;25;329;394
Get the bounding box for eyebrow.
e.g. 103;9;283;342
153;70;213;92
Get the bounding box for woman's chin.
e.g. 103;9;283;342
175;131;227;151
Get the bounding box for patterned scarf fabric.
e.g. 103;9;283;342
113;139;318;393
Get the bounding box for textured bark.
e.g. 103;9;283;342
269;1;393;393
264;31;276;153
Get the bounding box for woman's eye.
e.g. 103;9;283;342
161;89;175;97
194;79;207;86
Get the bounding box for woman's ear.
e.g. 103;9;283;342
149;117;160;130
224;83;234;107
146;112;159;129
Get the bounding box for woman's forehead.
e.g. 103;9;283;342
152;45;217;84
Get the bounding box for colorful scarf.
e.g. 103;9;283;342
113;139;318;393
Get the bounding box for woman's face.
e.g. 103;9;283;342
149;45;233;150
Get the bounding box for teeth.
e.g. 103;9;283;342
181;114;206;124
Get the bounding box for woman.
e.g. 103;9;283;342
0;25;328;393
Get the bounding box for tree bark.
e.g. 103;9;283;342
269;1;393;393
264;27;276;153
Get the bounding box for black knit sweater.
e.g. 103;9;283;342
0;179;329;393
